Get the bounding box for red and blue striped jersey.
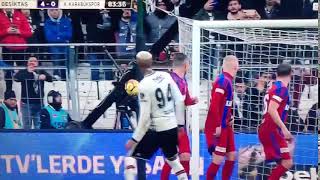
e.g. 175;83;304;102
262;81;291;129
205;72;234;139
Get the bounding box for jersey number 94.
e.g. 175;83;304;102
155;84;172;108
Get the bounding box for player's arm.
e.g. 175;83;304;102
184;87;198;106
204;84;226;148
170;77;185;127
131;86;152;142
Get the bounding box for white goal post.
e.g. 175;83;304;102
178;19;318;180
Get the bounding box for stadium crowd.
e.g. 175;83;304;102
0;0;318;130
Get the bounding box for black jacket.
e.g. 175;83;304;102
14;69;53;104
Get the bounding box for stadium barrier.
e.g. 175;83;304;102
0;132;317;179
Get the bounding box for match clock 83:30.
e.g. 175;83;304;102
38;0;59;8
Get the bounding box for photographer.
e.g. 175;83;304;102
40;90;72;129
14;56;53;129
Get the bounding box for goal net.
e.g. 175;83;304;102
178;18;319;179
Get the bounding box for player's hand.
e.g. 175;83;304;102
282;128;293;141
191;97;199;105
125;139;137;151
215;126;221;137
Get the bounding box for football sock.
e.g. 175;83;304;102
206;162;220;180
222;160;235;180
124;157;137;180
160;162;171;180
166;157;188;180
180;160;190;175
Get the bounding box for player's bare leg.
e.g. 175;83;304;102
269;158;293;180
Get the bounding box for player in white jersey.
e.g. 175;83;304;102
124;51;188;180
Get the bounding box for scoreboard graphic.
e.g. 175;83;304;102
0;0;133;9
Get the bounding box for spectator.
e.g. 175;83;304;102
144;0;177;43
243;72;267;129
239;0;266;17
21;10;47;53
14;56;53;129
40;90;72;129
170;0;194;17
0;9;32;91
234;76;247;129
279;0;303;19
305;103;318;133
0;90;22;129
286;106;305;133
227;0;261;20
115;9;137;59
193;0;222;20
261;0;281;19
67;10;84;43
82;10;115;80
44;9;72;80
303;0;318;19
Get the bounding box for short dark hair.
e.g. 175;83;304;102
229;0;241;4
173;53;188;67
277;63;292;77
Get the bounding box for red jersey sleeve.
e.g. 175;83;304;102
270;86;288;105
204;81;227;145
184;87;195;106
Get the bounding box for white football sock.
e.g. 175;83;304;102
124;157;137;180
166;156;188;180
